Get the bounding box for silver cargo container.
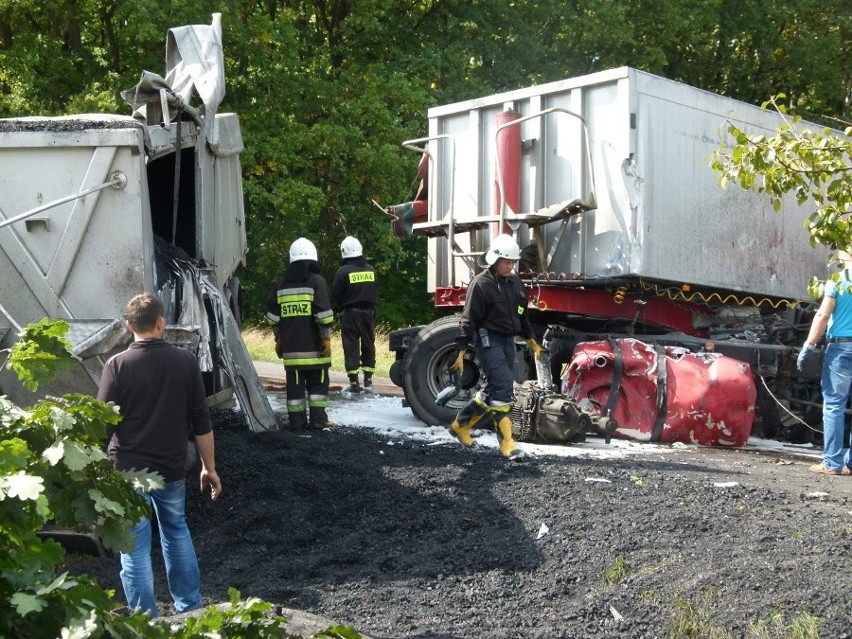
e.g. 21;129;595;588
417;66;829;296
0;15;277;432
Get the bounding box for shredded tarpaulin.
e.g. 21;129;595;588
563;338;756;446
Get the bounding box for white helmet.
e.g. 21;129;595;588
289;237;318;263
484;234;521;265
340;236;363;258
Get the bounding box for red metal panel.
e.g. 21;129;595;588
435;287;467;307
528;286;705;336
436;284;708;336
494;110;520;236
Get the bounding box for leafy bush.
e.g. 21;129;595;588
0;320;360;638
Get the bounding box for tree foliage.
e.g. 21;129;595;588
711;97;852;297
0;0;848;325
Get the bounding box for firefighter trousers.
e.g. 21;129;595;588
341;306;376;379
475;331;516;406
285;367;330;428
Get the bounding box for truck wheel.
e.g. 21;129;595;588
389;359;406;388
403;315;482;426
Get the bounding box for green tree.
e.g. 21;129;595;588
225;1;434;326
711;96;851;295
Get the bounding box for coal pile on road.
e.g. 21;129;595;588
73;420;852;638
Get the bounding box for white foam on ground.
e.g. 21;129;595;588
268;392;822;461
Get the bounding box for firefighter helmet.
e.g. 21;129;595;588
340;236;363;258
484;234;521;265
289;237;318;263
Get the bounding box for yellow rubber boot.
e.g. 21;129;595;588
449;412;487;447
495;415;524;461
448;394;489;447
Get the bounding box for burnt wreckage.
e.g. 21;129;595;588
0;14;277;433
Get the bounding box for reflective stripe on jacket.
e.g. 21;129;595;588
266;272;333;368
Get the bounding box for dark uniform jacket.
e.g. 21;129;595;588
332;257;378;309
266;269;334;368
457;267;534;349
97;339;212;482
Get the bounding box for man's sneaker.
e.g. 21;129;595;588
809;462;844;476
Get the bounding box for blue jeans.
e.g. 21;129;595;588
821;342;852;471
120;478;201;617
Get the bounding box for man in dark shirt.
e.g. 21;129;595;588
97;293;222;617
332;236;378;394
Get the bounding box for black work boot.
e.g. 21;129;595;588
309;409;334;430
288;413;308;431
342;375;362;397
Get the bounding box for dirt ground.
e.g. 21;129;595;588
72;410;852;639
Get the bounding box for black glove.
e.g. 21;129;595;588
796;343;814;372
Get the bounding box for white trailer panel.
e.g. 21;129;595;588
0;117;152;324
422;67;829;298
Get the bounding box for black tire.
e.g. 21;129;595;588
389;358;406;388
403;315;482;426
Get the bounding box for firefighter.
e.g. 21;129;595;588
266;237;335;429
449;233;545;460
332;236;378;395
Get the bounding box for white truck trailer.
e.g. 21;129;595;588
0;15;277;432
387;66;833;444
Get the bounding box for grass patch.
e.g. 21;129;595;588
242;326;395;379
667;589;821;639
746;611;820;639
602;554;630;586
668;591;722;639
